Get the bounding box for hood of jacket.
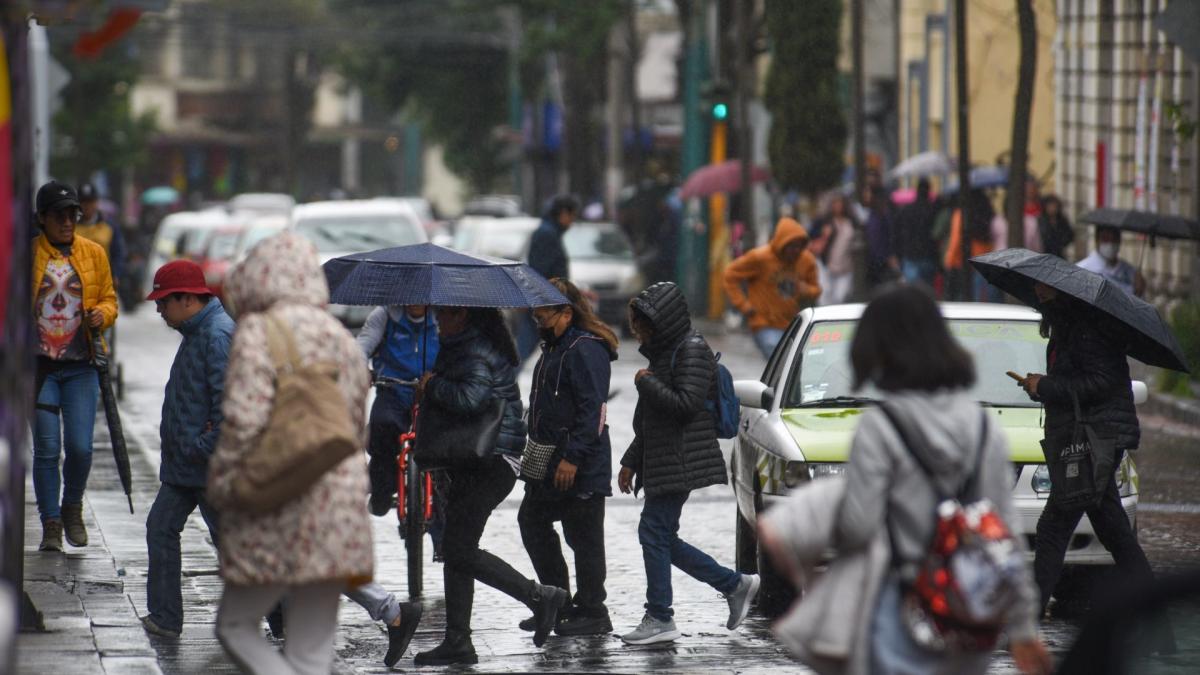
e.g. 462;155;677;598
769;217;810;258
630;281;692;355
880;390;990;493
224;231;329;317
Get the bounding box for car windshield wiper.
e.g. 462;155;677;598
795;396;877;408
978;400;1041;408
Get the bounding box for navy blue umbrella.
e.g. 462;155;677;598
323;242;568;308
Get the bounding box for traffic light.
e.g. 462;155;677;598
712;102;729;121
701;80;732;123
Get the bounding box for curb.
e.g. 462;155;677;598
1144;389;1200;428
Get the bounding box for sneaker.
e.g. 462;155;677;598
39;519;63;552
621;613;681;645
384;601;422;667
140;615;181;638
530;583;568;647
414;632;478;666
556;613;613;636
61;503;88;547
724;574;760;630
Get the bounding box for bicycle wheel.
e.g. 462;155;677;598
405;457;425;598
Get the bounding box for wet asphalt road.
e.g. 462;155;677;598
33;303;1200;673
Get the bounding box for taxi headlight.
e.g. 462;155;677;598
782;461;808;488
807;463;846;481
1032;465;1052;494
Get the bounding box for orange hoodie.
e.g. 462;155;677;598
723;218;821;331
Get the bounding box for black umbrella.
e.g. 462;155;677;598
969;248;1189;373
1078;208;1200;241
91;332;134;513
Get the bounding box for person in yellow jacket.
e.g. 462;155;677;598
31;180;118;552
74;182;126;288
723;217;821;358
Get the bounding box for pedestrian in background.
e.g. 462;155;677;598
518;278;618;637
1017;284;1160;622
722;217;821;358
618;282;759;645
517;194;579;363
781;283;1049;674
894;178;939;285
1037;195;1074;260
1076;225;1145;297
942;188;995;301
860;184;900;288
31;180;118;552
809;194;857;305
208;232;379;675
413;306;567;666
140;260;234;638
75;182;127;291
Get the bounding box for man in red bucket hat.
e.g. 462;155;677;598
140;259;236;638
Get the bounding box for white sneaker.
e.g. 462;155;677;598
621;613;682;645
725;574;760;630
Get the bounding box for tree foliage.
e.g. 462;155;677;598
50;39;156;183
763;0;846;197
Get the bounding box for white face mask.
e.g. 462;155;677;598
1097;242;1118;261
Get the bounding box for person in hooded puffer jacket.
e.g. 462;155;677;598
206;232;419;674
617;282;760;645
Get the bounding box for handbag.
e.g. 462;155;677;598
1039;390;1117;509
228;313;359;515
413;395;506;470
520;437;558;482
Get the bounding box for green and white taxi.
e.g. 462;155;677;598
730;302;1147;609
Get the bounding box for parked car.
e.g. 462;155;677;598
290;199;428;326
730;302;1147;613
462;194;524;218
562;222;643;329
198;223;250;300
451;216;540;260
232;214;289;263
228;192;296;216
145;208;230;299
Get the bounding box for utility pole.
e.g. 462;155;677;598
735;0;755;251
954;0;972;299
851;0;868;300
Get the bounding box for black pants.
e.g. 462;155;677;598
367;386;413;497
518;486;608;617
442;456;535;637
146;482;219;633
1033;458;1154;613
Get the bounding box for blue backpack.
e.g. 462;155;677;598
671;337;740;439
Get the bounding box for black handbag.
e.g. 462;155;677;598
1039;391;1117;509
413;397;506;470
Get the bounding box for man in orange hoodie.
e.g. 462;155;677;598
723;217;821;358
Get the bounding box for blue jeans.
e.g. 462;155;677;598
901;258;937;286
638;491;740;621
33;363;100;520
147;482;219;633
752;328;786;360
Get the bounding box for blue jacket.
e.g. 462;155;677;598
426;325;526;456
527;219;569;281
528;325;616;496
159;299;235;487
358;306;439;410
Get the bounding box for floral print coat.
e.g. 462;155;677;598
207;231;373;587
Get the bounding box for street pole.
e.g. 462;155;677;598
851;0;868;300
735;0;754;250
707;116;728;319
677;2;709;310
954;0;972;300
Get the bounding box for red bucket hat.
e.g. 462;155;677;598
147;260;213;301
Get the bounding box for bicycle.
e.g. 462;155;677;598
374;376;435;599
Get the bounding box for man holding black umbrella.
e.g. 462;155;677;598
140;260;235;638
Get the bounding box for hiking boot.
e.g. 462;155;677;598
530;582;568;647
556;613;613;636
39;519;63;552
724;574;760;630
384;601;423;667
61;503;88;547
414;632;477;666
140;615;181;638
621;613;681;645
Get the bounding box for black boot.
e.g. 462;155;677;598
266;604;285;640
530;583;568;647
414;631;477;666
384;601;422;667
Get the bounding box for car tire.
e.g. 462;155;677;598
755;536;797;618
735;509;758;575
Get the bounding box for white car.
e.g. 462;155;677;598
145;208;231;298
730;302;1146;611
291;199;427;326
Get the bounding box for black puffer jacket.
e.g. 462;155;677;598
620;282;727;496
425;325;527;456
1036;305;1140;452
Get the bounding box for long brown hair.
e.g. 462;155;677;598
549;277;619;353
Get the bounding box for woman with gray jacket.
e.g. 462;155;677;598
828;284;1050;674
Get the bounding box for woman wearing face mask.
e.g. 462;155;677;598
1076;226;1146;297
412;306;568;666
517;278;619;637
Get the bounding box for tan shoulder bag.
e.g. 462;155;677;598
227;312;359;514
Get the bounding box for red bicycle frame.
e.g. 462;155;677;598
396;411;433;522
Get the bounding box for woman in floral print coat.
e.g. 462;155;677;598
207;231;373;675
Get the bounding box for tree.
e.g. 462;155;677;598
49;39;155;183
1004;0;1037;249
763;0;846;199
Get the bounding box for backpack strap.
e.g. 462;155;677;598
263;312;300;375
877;402;990;503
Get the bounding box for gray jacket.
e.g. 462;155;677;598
834;391;1039;641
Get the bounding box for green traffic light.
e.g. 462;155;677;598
712;103;728;120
